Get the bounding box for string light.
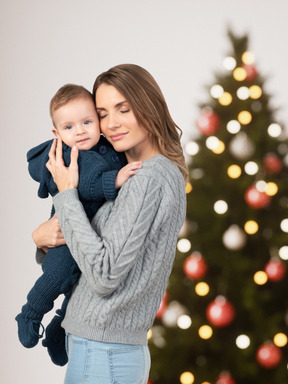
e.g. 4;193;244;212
214;200;228;214
268;123;282;138
254;271;268;285
206;136;219;150
265;182;278;196
212;140;225;154
236;334;251;349
249;85;262;99
177;315;192;329
198;325;213;339
180;372;195;384
147;329;153;340
280;219;288;233
242;51;255;65
279;246;288;260
185;141;199;156
238;110;252;125
274;333;288;347
244;220;259;234
244;161;259;175
227;164;242;179
237;86;250;100
227;120;241;134
223;56;237;70
195;282;210;296
218;92;233;106
233;67;247;81
210;84;224;98
185;183;193;194
177;238;191;253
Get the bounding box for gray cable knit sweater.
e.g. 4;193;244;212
53;154;186;346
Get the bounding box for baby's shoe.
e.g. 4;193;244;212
42;311;68;366
15;312;44;348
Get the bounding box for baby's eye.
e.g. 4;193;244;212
65;125;72;130
84;120;91;125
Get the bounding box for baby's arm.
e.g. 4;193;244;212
115;161;142;189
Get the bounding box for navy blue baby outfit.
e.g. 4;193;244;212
15;136;126;366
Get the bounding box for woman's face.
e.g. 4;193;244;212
96;84;155;161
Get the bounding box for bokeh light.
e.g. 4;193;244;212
195;282;210;296
219;92;233;106
227;120;241;134
180;371;195;384
223;56;237;70
249;85;262;99
242;51;255;65
244;220;259;235
236;334;251;349
214;200;228;214
274;333;288;347
233;67;246;81
238;110;252;125
185;141;199;156
177;238;191;253
268;123;282;138
198;325;213;340
244;161;259;175
177;315;192;330
254;271;268;285
227;164;242;179
210;84;224;98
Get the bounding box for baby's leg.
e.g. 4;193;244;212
15;245;80;348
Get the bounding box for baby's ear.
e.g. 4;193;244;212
52;129;59;138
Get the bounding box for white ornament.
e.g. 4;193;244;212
222;225;247;250
229;132;254;160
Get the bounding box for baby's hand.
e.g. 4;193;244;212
115;161;142;189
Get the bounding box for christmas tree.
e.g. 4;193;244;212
149;30;288;384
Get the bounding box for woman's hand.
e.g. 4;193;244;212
32;214;66;252
46;137;79;192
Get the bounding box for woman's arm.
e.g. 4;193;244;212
53;173;167;296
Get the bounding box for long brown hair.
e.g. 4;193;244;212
93;64;188;182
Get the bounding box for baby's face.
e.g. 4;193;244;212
52;97;100;150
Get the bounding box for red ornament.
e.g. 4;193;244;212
216;371;236;384
183;252;208;279
244;185;271;209
147;379;153;384
264;259;286;282
242;64;258;81
156;292;168;318
256;343;282;369
206;296;235;327
263;154;283;175
196;109;220;136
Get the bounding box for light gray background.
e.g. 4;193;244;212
1;1;287;383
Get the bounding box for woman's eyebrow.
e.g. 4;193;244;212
96;100;128;111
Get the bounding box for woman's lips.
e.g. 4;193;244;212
110;132;128;141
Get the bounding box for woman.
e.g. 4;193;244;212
34;64;188;383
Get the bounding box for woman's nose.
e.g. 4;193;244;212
107;113;120;129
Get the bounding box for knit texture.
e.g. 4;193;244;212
53;154;186;346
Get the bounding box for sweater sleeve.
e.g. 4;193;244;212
53;173;165;296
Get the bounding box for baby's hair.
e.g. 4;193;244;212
50;84;94;126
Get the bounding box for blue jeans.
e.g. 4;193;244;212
64;334;151;384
